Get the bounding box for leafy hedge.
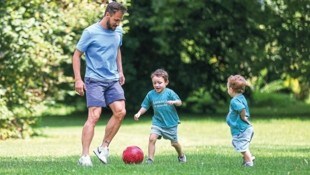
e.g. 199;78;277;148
0;0;103;139
0;0;308;139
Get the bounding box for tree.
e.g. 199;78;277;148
0;0;104;139
122;0;309;112
123;0;268;111
263;0;309;99
1;0;308;139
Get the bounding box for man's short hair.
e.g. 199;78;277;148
104;1;127;16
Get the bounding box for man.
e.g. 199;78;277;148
72;2;127;166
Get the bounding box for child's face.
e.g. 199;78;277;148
152;76;168;93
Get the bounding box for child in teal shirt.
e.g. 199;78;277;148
226;75;255;167
134;69;186;164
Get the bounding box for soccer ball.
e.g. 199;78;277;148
122;146;144;164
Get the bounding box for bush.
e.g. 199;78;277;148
0;0;103;139
252;92;301;107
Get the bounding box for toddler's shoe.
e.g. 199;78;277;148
243;161;254;167
242;155;255;165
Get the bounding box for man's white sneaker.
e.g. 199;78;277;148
93;146;109;164
78;155;93;167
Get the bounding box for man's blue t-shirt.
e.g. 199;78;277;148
141;88;181;128
76;23;123;81
226;94;251;136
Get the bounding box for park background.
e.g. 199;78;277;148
0;0;309;174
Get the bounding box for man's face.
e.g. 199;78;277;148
106;11;123;31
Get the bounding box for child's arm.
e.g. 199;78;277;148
240;109;252;125
167;100;182;106
134;108;147;121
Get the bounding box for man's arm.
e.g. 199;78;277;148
72;49;85;96
116;48;125;85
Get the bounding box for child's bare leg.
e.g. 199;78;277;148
242;150;253;164
148;134;158;160
171;141;184;157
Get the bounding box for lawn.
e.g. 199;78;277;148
0;112;309;175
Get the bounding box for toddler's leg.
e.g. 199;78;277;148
241;150;254;166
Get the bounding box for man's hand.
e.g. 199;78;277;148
75;79;85;96
119;72;125;86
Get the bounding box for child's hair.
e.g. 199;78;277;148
227;75;248;93
151;69;169;83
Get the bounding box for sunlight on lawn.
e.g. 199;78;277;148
1;117;309;159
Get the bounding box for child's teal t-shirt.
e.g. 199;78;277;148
141;88;181;128
226;94;251;136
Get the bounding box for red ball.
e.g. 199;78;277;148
122;146;144;164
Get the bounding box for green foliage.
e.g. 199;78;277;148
0;99;15;140
253;92;301;107
262;0;310;100
184;87;217;113
0;0;61;139
0;0;104;139
0;0;309;139
264;0;309;80
249;68;310;103
123;0;309;112
0;0;133;139
124;0;309;110
124;0;268;107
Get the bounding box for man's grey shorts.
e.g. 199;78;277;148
85;77;125;107
232;126;254;152
151;125;178;143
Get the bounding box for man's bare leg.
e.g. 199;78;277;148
82;107;102;156
101;100;126;147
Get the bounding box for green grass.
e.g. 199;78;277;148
1;113;309;175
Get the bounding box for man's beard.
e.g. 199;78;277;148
106;20;116;31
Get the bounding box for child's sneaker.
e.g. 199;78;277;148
93;146;109;164
178;154;187;163
242;156;255;166
78;155;93;167
243;161;254;167
146;158;153;164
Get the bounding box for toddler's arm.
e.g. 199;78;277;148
240;109;252;125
